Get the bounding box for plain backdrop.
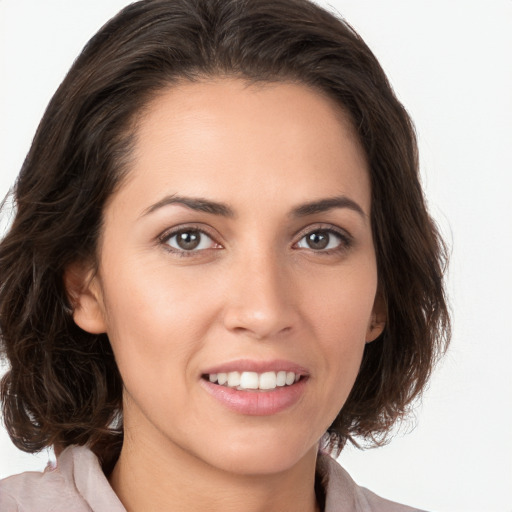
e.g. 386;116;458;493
1;1;511;511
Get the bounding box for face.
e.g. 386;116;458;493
71;78;385;476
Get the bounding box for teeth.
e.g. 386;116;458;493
227;371;241;387
240;371;259;389
285;371;295;386
207;370;301;390
259;371;277;390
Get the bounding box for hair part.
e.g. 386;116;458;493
0;0;450;469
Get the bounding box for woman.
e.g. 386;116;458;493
0;0;449;510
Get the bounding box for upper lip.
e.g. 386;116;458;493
201;359;309;376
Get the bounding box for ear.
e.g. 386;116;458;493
63;262;107;334
366;292;386;343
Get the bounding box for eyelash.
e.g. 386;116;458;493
294;225;353;255
158;224;353;258
158;224;220;257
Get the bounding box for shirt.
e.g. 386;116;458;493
0;445;424;511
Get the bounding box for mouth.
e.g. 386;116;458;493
200;360;309;415
202;370;303;391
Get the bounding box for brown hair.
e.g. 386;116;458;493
0;0;449;470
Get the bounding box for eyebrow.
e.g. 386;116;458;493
291;196;367;220
141;195;235;218
141;194;366;220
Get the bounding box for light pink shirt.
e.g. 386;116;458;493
0;445;424;511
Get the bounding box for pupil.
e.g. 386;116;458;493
177;231;200;250
307;232;329;250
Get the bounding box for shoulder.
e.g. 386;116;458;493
317;453;427;512
0;445;125;512
0;454;81;512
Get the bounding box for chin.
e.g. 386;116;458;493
201;433;319;476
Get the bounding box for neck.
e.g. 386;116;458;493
109;431;321;512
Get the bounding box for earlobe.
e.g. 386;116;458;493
366;293;387;343
63;263;107;334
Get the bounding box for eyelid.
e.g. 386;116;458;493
156;222;353;257
293;223;352;240
157;224;223;255
292;223;353;252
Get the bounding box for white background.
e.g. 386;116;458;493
1;1;511;511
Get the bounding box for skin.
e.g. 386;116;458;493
69;78;385;512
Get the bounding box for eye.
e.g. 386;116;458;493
295;229;349;252
163;228;219;253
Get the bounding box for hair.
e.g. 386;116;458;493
0;0;450;471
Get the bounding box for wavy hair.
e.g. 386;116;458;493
0;0;450;471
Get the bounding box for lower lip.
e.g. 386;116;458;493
200;378;307;416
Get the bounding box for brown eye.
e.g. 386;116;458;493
296;229;347;251
165;229;216;252
304;232;329;250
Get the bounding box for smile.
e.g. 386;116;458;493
205;371;301;391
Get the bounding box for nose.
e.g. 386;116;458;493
222;250;299;340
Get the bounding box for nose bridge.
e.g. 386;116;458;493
222;240;296;339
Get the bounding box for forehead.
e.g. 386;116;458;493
116;77;370;215
135;77;359;155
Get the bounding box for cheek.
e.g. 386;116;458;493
98;259;217;380
100;272;210;427
304;264;377;393
305;263;378;340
